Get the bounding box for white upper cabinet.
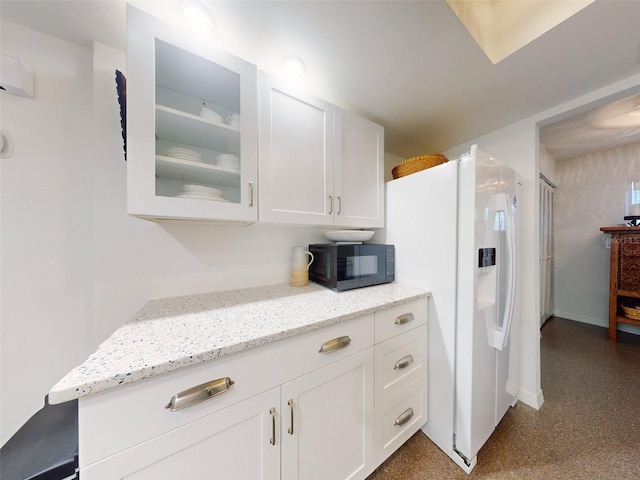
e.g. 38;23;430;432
258;73;384;228
258;73;334;225
126;6;258;223
334;107;384;228
126;7;382;226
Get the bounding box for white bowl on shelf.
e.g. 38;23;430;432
216;153;239;169
200;105;223;123
325;230;374;242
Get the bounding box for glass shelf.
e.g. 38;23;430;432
155;105;240;154
155;155;240;187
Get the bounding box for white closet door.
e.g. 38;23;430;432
539;176;555;326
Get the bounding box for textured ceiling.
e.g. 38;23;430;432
540;93;640;161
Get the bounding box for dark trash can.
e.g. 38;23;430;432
0;395;78;480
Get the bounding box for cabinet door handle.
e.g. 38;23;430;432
269;407;276;445
288;399;294;435
395;313;415;325
165;377;234;411
249;181;254;207
319;335;351;353
328;195;333;214
337;196;342;215
394;407;414;428
394;355;414;370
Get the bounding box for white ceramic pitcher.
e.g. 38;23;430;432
290;246;314;287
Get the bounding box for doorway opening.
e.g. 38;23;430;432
538;88;640;335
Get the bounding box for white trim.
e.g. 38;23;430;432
517;387;544;410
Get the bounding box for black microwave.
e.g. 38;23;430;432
308;243;395;291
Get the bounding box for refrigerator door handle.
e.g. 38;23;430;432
487;193;517;351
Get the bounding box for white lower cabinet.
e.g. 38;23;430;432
81;387;281;479
281;349;374;480
372;300;429;469
82;350;375;480
374;325;428;405
374;379;427;465
77;299;428;479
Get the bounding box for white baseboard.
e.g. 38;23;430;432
517;387;544;410
553;310;640;336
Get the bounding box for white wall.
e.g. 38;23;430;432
554;143;640;334
1;20;93;444
539;144;556;185
0;22;330;445
384;151;404;182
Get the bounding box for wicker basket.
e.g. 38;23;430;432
621;304;640;321
392;154;448;179
618;240;640;291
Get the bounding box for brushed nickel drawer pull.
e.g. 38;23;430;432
328;195;333;214
269;407;276;445
165;377;234;411
249;181;254;207
394;355;414;370
395;313;415;325
319;335;352;353
288;399;294;435
394;407;414;428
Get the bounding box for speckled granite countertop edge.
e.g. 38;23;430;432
49;283;428;404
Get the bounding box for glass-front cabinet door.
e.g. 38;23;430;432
127;6;257;223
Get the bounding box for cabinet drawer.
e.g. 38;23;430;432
374;379;427;467
374;299;427;343
374;324;427;404
80;314;374;467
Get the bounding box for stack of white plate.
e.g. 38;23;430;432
174;184;230;202
165;147;204;163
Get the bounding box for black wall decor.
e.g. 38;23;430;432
115;70;127;161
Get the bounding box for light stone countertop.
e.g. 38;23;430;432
49;282;428;404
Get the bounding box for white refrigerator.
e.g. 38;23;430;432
385;145;520;473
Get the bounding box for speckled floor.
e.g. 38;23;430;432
367;317;640;479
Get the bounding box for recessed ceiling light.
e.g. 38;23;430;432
181;1;215;35
282;56;306;80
